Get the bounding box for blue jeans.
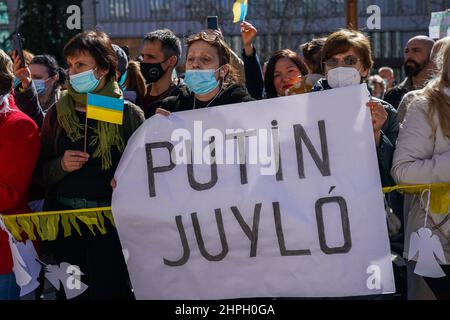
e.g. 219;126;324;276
0;273;20;300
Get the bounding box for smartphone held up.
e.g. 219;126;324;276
11;33;26;68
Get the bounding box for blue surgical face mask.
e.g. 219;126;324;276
34;79;49;95
13;76;21;89
69;68;101;93
118;70;127;91
184;67;222;95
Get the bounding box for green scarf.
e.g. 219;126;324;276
56;80;125;170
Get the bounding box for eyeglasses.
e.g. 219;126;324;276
188;31;221;44
324;55;360;68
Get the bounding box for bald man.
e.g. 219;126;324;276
384;35;435;109
396;36;450;122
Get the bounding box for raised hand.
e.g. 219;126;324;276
241;21;257;56
12;51;32;89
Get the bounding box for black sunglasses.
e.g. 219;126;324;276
324;55;360;68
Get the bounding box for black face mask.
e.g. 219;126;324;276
140;61;167;84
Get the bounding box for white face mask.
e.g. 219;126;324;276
327;67;361;89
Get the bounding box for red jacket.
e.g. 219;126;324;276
0;95;40;275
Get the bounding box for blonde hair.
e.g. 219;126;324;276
0;49;13;113
422;41;450;139
0;49;13;94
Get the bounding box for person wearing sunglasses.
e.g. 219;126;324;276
156;30;254;113
312;29;399;189
312;29;403;300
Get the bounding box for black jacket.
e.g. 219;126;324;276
312;78;399;187
242;46;264;100
159;83;255;112
383;77;413;110
14;81;55;129
143;81;188;119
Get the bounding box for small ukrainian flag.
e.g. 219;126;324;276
87;93;124;125
233;0;248;23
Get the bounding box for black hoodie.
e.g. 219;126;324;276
159;83;255;112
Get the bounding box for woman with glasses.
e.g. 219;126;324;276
312;29;399;188
311;29;403;301
157;30;254;113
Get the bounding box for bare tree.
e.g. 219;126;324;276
252;0;337;60
181;0;336;61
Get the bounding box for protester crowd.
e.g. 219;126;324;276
0;19;449;300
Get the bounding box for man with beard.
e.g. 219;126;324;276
396;37;450;122
140;29;185;119
384;36;435;109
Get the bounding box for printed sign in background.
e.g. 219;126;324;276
429;10;450;39
112;84;395;299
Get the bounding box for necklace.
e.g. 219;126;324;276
193;87;223;110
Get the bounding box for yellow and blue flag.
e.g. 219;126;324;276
233;0;248;23
87;93;124;125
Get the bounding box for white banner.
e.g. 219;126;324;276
112;84;395;299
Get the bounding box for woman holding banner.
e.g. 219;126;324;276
34;31;144;300
311;30;404;298
0;49;40;300
312;29;399;188
157;29;254;113
391;41;450;300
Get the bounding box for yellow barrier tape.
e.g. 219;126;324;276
1;183;449;241
17;216;36;241
383;183;450;214
1;207;113;241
